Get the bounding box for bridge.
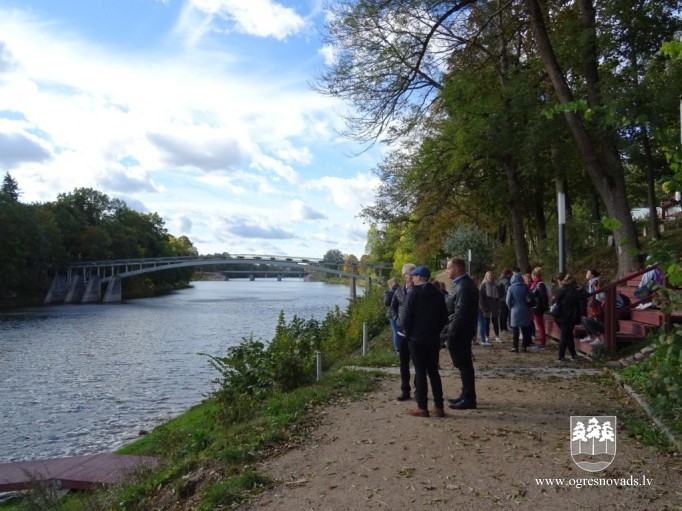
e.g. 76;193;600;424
44;255;390;305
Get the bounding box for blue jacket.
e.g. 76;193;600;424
505;273;533;328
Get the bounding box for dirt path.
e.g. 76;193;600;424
242;339;682;511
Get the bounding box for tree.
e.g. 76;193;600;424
322;249;345;267
1;172;20;202
443;224;494;278
320;0;680;276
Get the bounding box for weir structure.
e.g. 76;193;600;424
44;255;390;304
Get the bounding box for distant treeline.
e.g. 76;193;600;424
0;175;198;308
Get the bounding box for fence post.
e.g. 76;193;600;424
362;322;368;356
315;351;322;381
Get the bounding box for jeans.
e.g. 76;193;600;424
398;334;412;395
389;317;400;351
477;311;487;341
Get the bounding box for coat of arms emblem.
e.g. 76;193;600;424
570;416;617;472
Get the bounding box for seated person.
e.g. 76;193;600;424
580;297;604;347
634;267;664;309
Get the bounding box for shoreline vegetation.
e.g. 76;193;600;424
2;269;681;509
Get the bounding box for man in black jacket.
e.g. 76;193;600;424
390;263;415;400
401;266;449;417
445;257;479;410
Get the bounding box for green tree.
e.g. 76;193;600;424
443;224;494;278
1;172;20;202
322;249;345;267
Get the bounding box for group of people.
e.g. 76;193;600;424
383;262;627;417
384;258;478;418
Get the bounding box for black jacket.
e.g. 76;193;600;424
445;274;479;340
390;285;410;329
554;284;587;325
402;283;449;343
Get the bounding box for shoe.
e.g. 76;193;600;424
495;336;503;343
590;339;604;347
448;401;476;410
396;393;411;401
571;356;581;362
407;408;429;417
431;407;445;418
580;336;593;343
480;341;493;347
448;397;463;406
532;345;546;351
509;348;519;353
558;358;570;364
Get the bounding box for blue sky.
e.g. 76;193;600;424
0;0;382;259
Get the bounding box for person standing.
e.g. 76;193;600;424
402;266;449;418
498;268;512;334
506;272;534;352
480;271;501;343
390;263;416;400
444;257;479;410
384;278;400;352
530;267;549;351
553;275;588;363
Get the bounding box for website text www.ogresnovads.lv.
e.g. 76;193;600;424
535;474;651;489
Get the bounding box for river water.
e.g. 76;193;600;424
0;280;356;463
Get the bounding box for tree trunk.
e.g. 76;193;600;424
503;154;531;273
525;0;641;277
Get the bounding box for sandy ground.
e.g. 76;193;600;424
241;336;682;511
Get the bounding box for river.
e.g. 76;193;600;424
0;279;357;463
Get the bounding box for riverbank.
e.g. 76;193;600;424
242;340;682;510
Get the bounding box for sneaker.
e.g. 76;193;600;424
558;358;570;364
636;302;653;310
590;339;604;347
571;356;581;362
480;341;493;347
495;336;503;343
532;345;546;351
579;336;593;343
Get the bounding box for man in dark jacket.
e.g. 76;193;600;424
445;257;479;409
402;266;449;417
390;263;415;400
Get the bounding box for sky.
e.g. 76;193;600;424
0;0;383;259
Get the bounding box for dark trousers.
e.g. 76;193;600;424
446;333;476;404
581;317;603;337
558;321;578;359
408;338;443;409
511;324;533;350
499;303;509;331
398;334;412;395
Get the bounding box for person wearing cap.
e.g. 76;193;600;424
401;266;449;417
390;263;416;401
444;257;479;410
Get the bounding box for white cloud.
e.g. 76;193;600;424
178;0;306;44
0;3;381;258
290;199;326;221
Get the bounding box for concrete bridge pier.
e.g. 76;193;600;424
103;276;122;303
44;275;68;304
64;275;85;304
81;275;102;303
249;274;255;281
